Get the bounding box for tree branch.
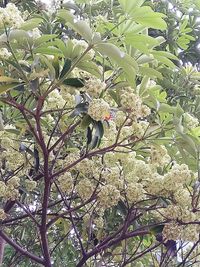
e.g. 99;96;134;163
0;231;44;265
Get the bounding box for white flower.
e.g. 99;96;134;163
163;222;183;241
0;48;11;59
98;185;121;209
126;183;145;203
84;77;106;98
150;145;171;167
31;28;41;39
24;180;37;191
76;179;94;200
88;99;110;121
184;112;199;129
43;89;66;111
58;172;73;194
0;4;24;29
0;209;6;220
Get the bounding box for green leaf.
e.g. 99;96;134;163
155;56;176;68
0;76;18;82
0;83;21;94
180;19;189;32
57;10;93;42
49;39;69;58
39;55;56;80
108;90;121;106
150;225;164;235
59;59;72;79
91;135;99;149
190;126;200;138
80;115;92;129
20;18;43;31
62;78;84;87
137;54;154;65
52;57;60;79
139;76;150;96
125;33;159;53
176;135;197;158
34;34;58;47
34;146;40;172
130;7;167;30
151;51;178;61
95;42;138;85
159;103;176;113
77;61;101;78
9;29;30;42
190;72;200;80
119;0;145;13
96;43;138;69
34;46;63;56
139;67;163;79
62;2;80;12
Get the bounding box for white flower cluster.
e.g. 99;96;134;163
102;121;118;146
72;39;95;59
163;222;199;242
132;121;149;138
146;163;192;197
126;183;145;203
150;145;171;167
0;176;20;201
115;111;126;127
24;180;37;192
0;3;24;29
94;216;104;229
88;99;110;121
164;163;192;189
120;87;151;120
98;184;121;209
29;28;41;39
132;159;154;182
43;89;66;111
84;77;106;98
173;188;191;207
0;126;25;171
146;173;164;195
102;167;123;189
60;89;75;107
61;152;80;168
193;84;200;95
76;179;94;200
158;205;195;223
162;222;183;240
57;172;73;194
183;112;199;129
0;209;6;220
0;48;11;59
76;158;99;178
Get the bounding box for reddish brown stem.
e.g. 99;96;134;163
35;96;52;266
0;231;44;265
76;229;150;267
0;236;5;265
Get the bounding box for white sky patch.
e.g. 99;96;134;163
37;0;51;5
37;0;74;7
197;43;200;50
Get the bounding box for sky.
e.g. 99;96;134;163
38;0;73;6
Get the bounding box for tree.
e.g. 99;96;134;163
0;0;200;266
